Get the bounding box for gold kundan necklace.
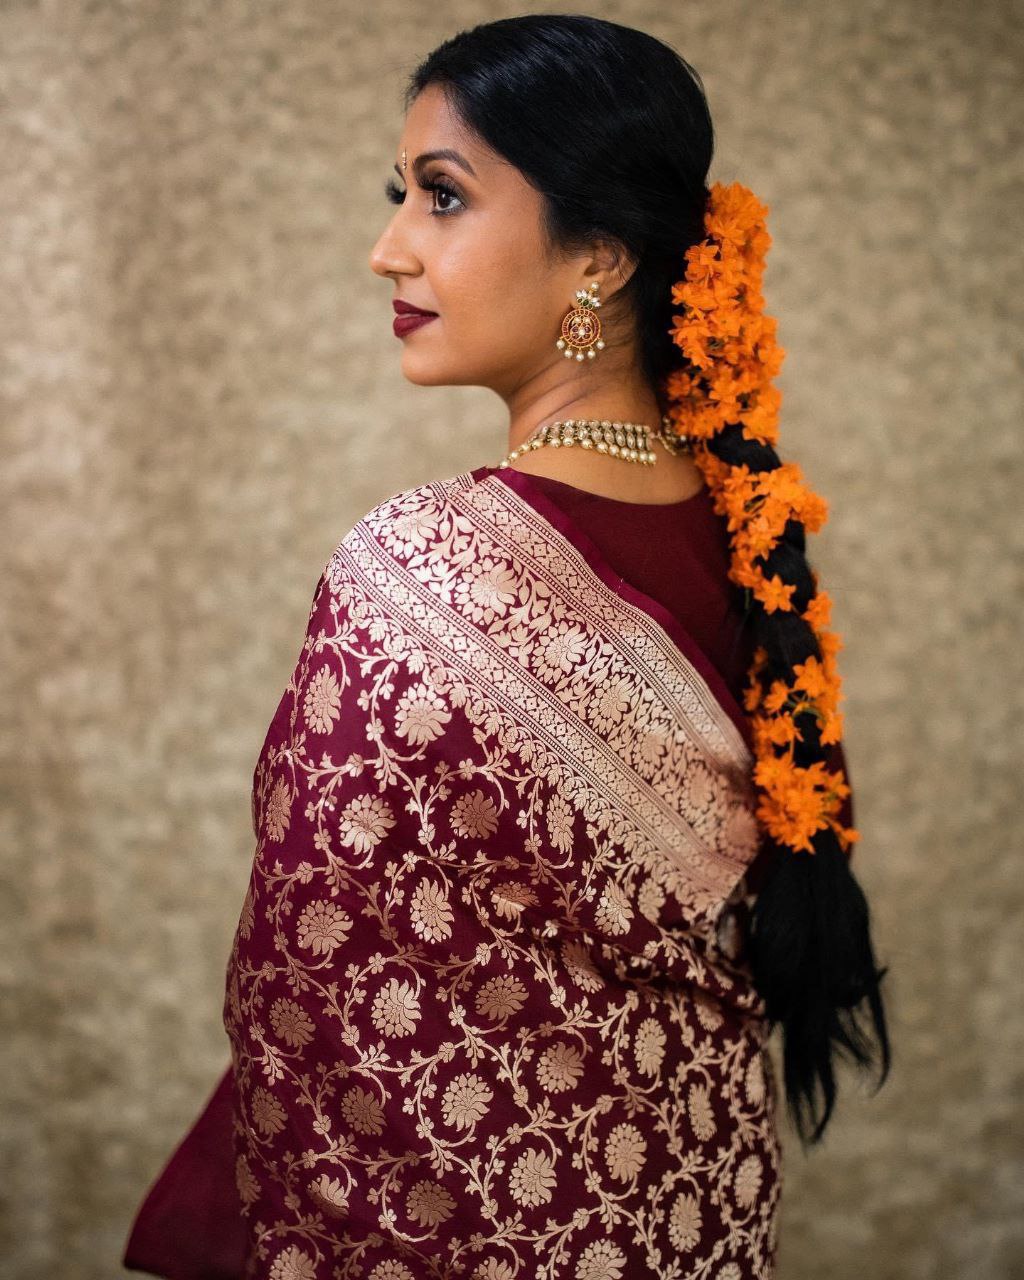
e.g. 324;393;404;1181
495;414;693;470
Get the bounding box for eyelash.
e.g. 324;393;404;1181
384;174;465;217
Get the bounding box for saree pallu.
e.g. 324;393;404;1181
127;466;783;1280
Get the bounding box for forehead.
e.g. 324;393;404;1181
398;85;489;175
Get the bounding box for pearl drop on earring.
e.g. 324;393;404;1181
556;281;605;361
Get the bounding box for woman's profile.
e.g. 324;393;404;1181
124;14;891;1279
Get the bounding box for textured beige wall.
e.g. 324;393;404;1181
1;1;1020;1276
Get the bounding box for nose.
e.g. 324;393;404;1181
368;219;416;281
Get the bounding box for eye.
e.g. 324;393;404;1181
383;173;465;217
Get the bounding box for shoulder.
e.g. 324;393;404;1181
322;469;487;590
339;469;490;552
302;468;492;681
361;468;480;526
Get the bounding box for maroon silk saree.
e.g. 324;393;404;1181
125;466;784;1279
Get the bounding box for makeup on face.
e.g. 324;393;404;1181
392;311;438;337
392;298;438;337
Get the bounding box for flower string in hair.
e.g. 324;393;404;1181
661;180;859;857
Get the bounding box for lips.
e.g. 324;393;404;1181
392;300;438;338
393;300;438;317
393;311;437;337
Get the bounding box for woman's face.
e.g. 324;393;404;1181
368;85;609;399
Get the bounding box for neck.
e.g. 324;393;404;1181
500;354;664;453
505;393;664;455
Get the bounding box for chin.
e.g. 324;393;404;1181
399;350;483;389
399;362;454;387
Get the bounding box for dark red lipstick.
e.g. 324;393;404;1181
393;298;438;337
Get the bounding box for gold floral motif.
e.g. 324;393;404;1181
224;470;781;1277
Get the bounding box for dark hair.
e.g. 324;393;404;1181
405;12;891;1148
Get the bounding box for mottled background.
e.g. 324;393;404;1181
1;1;1020;1276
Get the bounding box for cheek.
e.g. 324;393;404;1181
434;248;555;351
439;218;544;301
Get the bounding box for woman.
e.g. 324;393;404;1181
124;15;891;1280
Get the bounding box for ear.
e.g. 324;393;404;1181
584;238;638;300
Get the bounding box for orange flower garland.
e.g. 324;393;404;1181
663;180;859;857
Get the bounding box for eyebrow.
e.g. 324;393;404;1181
393;148;478;181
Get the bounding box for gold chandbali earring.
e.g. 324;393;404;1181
557;280;605;361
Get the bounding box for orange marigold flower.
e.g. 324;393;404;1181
819;711;844;746
755;573;797;613
762;679;792;714
802;591;832;630
752;753;793;790
727;559;761;591
664;178;854;863
765;714;801;747
818;630;844;659
798;491;829;532
793;655;830;699
674;243;719;289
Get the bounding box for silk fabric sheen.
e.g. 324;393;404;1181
124;464;852;1279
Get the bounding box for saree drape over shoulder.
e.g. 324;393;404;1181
125;466;795;1280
